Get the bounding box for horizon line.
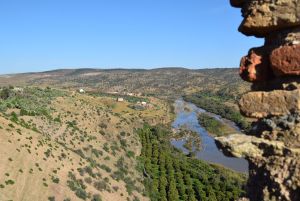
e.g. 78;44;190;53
0;66;238;76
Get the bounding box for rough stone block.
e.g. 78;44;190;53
271;45;300;76
239;89;300;118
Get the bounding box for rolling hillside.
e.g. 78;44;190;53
0;68;250;201
0;68;250;99
0;87;172;201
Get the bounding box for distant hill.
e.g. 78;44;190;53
0;68;250;98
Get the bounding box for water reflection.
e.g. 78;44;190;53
171;99;248;173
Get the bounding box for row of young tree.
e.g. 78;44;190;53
138;125;246;201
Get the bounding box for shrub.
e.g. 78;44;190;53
0;88;11;100
75;188;88;200
99;164;111;173
103;143;109;152
120;139;127;148
48;196;55;201
52;176;60;184
74;149;85;158
10;112;19;123
99;130;105;135
84;166;95;177
93;180;108;191
5;180;15;185
84;177;92;184
54;116;62;123
99;123;107;129
44;149;51;158
124;177;136;195
67;171;88;200
126;151;135;158
92;194;102;201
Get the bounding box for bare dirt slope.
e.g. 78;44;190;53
0;87;172;201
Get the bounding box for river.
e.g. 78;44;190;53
171;99;248;173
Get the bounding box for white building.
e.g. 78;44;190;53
117;97;124;102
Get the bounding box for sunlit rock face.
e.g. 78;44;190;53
239;47;273;82
232;0;300;82
215;1;300;201
270;45;300;76
232;0;300;38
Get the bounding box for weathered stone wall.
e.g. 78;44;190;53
216;0;300;200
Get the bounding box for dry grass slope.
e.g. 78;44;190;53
0;87;172;201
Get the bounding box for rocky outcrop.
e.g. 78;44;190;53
215;1;300;201
217;133;300;201
234;0;300;82
216;115;300;201
239;89;300;118
270;45;300;76
231;0;300;38
239;47;273;82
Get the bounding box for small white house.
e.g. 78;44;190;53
141;101;147;106
79;89;85;93
117;97;124;102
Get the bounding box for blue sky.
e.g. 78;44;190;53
0;0;263;74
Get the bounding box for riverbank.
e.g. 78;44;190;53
183;93;250;132
171;99;249;173
171;126;202;153
198;113;238;137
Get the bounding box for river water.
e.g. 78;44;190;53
171;99;248;173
